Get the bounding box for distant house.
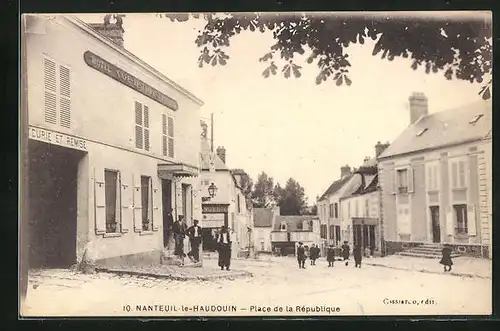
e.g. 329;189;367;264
252;206;279;253
378;92;492;258
317;167;359;255
271;215;320;256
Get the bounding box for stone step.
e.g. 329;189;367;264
398;251;460;259
407;248;444;254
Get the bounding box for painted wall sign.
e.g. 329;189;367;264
202;213;225;228
83;51;178;111
202;204;229;214
28;126;88;151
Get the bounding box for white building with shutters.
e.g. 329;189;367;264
23;14;204;269
378;93;492;258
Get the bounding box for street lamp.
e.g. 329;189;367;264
208;182;218;198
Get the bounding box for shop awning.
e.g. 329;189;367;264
157;163;199;179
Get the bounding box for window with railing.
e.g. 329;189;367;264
454;204;468;235
397;169;409;193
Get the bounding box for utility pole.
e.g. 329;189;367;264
210;113;214;153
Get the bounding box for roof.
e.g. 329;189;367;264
65;16;204;106
318;174;354;201
200;138;228;171
273;216;318;231
253;208;274;227
379;100;492;159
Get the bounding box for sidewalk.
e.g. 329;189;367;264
363;255;491;279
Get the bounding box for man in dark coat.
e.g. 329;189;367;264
353;245;363;268
217;226;232;271
309;244;319;266
187;219;202;263
172;215;188;265
440;244;453;272
297;242;306;269
327;245;335;267
342;241;350;266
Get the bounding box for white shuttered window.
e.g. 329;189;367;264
162;114;175;158
44;57;71;128
134;101;150;151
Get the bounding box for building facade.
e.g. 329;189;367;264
271;215;321;256
25;15;203;269
378;93;492;258
252;207;279;254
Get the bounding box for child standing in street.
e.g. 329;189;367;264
327;245;335;267
353;245;363;268
341;241;350;266
440;244;453;272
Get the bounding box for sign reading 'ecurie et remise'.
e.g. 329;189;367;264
83;51;178;111
29;126;88;151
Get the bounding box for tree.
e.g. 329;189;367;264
159;12;492;100
252;172;275;208
274;178;307;216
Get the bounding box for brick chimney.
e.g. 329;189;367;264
216;146;226;164
340;165;351;178
88;14;125;47
375;141;390;157
409;92;428;125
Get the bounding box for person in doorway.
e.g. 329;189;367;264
164;208;174;248
187;219;202;263
342;241;350;266
297;242;306;269
309;244;319;266
217;226;232;271
353;245;363;268
172;215;188;265
327;245;335;267
440;244;453;272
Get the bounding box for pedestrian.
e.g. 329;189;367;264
172;215;187;265
217;226;232;271
327;244;335;267
187;219;202;263
310;244;319;266
354;245;363;268
164;208;174;248
440;244;453;272
297;242;306;269
342;241;350;266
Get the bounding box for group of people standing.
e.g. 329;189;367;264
297;241;364;269
165;209;232;270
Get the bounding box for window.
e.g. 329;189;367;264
397;169;409;193
469;114;483;124
335;226;341;245
297;222;303;230
451;159;467;189
280;222;287;231
105;170;120;233
44;57;71;128
334;203;339;218
329;225;334;239
260;240;265;251
162;114;175;158
454;204;468;235
320;224;327;239
365;199;369;217
416;128;428;136
141;176;152;231
135;101;150;151
237;194;241;213
427;163;440;191
329;204;333;217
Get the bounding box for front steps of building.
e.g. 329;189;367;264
397;243;461;259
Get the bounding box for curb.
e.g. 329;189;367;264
96;267;253;282
364;262;490;280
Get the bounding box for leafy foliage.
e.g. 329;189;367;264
159;12;492;100
252;172;276;208
274;178;307;216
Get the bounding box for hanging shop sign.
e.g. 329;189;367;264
83;51;178;111
28;126;87;151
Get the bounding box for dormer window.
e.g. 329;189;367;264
280;222;287;231
416;128;428;137
469;114;484;124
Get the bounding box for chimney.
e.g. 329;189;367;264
409;92;428;125
216;146;226;164
375;141;390;157
340;165;351;178
88;14;125;47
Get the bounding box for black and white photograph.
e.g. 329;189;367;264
19;11;492;317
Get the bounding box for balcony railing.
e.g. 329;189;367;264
455;227;468;235
398;186;408;194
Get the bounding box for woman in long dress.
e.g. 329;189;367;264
440;244;453;272
217;226;232;271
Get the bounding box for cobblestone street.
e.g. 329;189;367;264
23;256;491;317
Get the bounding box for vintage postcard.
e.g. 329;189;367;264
19;11;492;317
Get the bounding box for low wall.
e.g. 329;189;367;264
95;250;162;268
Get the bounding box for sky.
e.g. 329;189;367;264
78;13;487;204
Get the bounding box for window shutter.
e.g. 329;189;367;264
162;114;168;156
94;168;106;234
426;165;432;190
143;105;150;151
44;58;57;124
59;65;71;128
446;210;454;236
132;174;143;232
135;102;143;149
451;161;458;189
120;173;132;233
148;178;154;229
458;160;466;188
168;116;174;158
467;204;477;236
407;167;414;193
391;169;397;194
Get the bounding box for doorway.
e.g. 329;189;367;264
162;179;173;248
430;206;441;243
28;140;84;269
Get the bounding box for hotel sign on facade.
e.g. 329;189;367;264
28;126;88;151
83;51;179;111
